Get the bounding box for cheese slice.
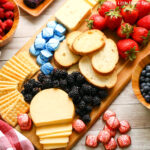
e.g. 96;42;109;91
36;124;72;136
40;137;69;144
30;88;75;126
55;0;92;30
39;131;72;139
43;143;67;149
85;0;98;6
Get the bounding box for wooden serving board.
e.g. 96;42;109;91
13;2;150;150
15;0;55;17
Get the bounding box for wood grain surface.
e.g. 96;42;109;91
0;0;150;150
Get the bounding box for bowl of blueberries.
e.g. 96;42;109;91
132;54;150;109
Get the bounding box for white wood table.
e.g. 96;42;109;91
0;0;150;149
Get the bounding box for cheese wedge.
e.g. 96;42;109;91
43;143;67;149
40;137;69;144
30;88;75;126
36;124;72;136
55;0;92;30
39;131;72;139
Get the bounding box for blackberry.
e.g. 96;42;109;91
90;87;98;96
67;74;75;86
68;86;79;99
83;95;92;104
59;79;67;89
42;78;52;89
81;83;93;95
24;82;33;92
34;81;42;88
75;108;87;117
64;88;70;93
85;105;92;113
76;74;85;85
72;96;81;105
92;96;101;106
82;114;91;124
98;89;108;99
38;73;45;82
71;72;81;79
52;69;61;79
78;101;86;110
24;94;33;103
59;70;68;79
28;79;36;85
52;80;60;88
32;88;39;96
21;89;26;96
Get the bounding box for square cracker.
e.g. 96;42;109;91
0;72;18;83
0;86;18;97
0;81;18;86
2;96;29;127
0;90;18;101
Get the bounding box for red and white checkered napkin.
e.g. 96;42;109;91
0;119;34;150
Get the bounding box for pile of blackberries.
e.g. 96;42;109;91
21;69;108;124
140;64;150;103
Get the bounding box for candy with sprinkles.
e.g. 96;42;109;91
40;50;53;62
41;62;54;75
34;38;46;50
46;38;60;52
54;24;66;36
42;27;54;40
36;55;48;66
29;45;41;56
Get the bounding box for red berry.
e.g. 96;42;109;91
0;8;5;19
104;137;117;150
72;119;86;133
116;0;132;7
97;130;111;144
0;0;7;4
117;135;131;148
137;15;150;30
85;135;98;148
103;110;116;122
106;116;120;129
103;125;116;137
5;11;14;19
0;20;6;31
119;120;131;133
2;2;15;11
4;19;13;30
0;35;2;40
0;28;2;34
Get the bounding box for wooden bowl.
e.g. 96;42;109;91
132;54;150;109
0;0;19;47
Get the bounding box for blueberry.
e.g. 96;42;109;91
146;65;150;72
140;76;145;83
140;88;144;93
142;92;146;96
145;95;150;103
140;83;146;88
146;73;150;78
143;86;149;92
141;70;146;76
145;78;150;82
148;91;150;95
147;83;150;87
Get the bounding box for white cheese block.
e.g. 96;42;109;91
36;123;72;136
30;88;75;127
55;0;92;31
43;143;67;149
39;131;72;139
40;137;69;144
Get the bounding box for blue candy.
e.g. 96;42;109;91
36;32;43;39
54;24;66;36
42;27;54;40
47;21;57;29
54;35;65;42
41;63;54;75
34;38;46;50
46;38;60;52
29;45;41;56
36;55;48;66
40;50;53;62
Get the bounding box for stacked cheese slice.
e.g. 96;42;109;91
0;52;40;127
30;88;75;150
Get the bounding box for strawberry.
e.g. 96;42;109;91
121;4;138;24
0;8;5;19
4;19;13;30
137;15;150;30
116;0;132;7
0;20;6;30
5;11;14;19
136;0;150;19
98;0;116;17
0;0;7;4
117;39;139;60
0;28;2;34
86;14;106;30
132;27;150;45
2;1;15;11
117;23;133;38
105;7;122;30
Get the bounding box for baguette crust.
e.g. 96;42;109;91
72;30;105;55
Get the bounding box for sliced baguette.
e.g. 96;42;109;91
79;56;117;88
92;39;119;74
54;40;80;68
67;64;79;74
66;31;82;52
72;30;105;55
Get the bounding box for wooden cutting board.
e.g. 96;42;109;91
14;2;150;150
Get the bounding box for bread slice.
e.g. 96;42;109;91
79;56;117;88
54;40;80;68
66;31;82;52
72;30;105;55
92;39;119;74
67;64;79;74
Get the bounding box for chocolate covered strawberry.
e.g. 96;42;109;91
136;0;150;19
121;4;138;24
98;0;116;17
86;14;106;30
137;15;150;30
132;27;150;45
117;23;133;38
117;39;139;61
105;7;122;30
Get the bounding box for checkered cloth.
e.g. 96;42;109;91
0;120;34;150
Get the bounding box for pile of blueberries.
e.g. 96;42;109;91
21;69;108;124
140;64;150;103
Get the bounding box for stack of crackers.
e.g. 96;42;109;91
0;52;40;127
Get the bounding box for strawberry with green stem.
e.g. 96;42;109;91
117;39;139;61
137;15;150;30
117;23;133;38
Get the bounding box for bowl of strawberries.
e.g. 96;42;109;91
0;0;19;47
